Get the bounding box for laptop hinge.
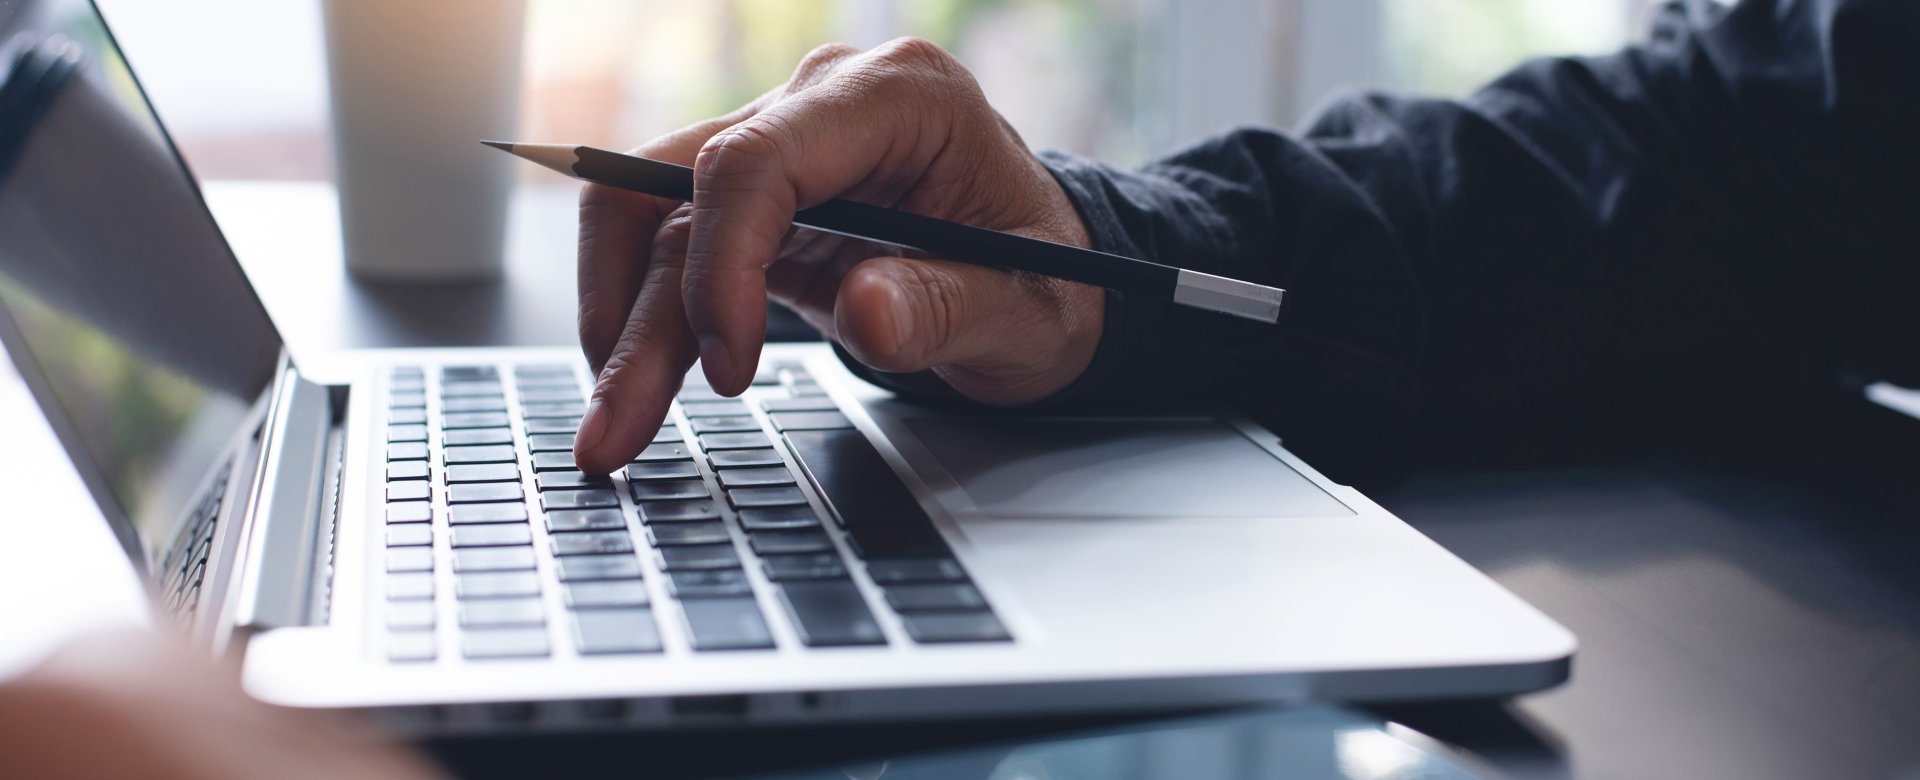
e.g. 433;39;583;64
231;364;336;631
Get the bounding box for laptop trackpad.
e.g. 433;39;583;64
902;418;1354;519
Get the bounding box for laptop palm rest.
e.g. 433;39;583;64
901;418;1355;519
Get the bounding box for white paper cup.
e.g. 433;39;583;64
323;0;525;282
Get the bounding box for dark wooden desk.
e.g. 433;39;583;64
210;182;1920;780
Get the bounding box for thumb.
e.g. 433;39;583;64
834;256;1099;405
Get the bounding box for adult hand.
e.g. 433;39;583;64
0;631;444;780
574;37;1103;474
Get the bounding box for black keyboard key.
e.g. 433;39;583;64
633;442;695;462
545;508;627;532
448;482;523;504
550;530;635;556
387;524;433;547
656;545;740;571
630;479;710;502
518;387;582;403
526;433;573;452
444;427;512;446
538;471;611;491
900;612;1011;643
728;486;807;508
738;506;821;531
513;363;575;378
445;463;520;483
565;580;650;608
453;547;536;571
443;396;507;413
388;601;436;630
700;432;771;450
450;524;533;547
709;448;785;468
716;466;795;488
462;628;549;659
387;442;428;461
637;500;721;523
387;461;430;481
761;553;849;581
843;525;949;558
774;581;885;647
749;529;835;555
654;427;684;443
770;411;853;431
531;451;576;472
680;400;749;418
387;503;432;524
667;569;753;599
541;489;619;511
574;609;663;654
440;380;503;397
445;445;516;464
459;597;546;627
389;392;427;409
458;571;542;598
524;416;581;434
676;387;726;403
626;461;700;481
883;583;990;613
781;428;929;531
760;396;839;413
449;503;529;525
387;424;428;442
440;365;498;380
865;558;968;584
386;481;431;502
647;521;730;546
689;415;760;434
387;572;436;599
524;401;587;419
679;598;774;651
443;411;511;429
389;408;428;425
555;554;643;581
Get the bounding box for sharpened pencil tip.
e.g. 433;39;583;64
480;140;514;152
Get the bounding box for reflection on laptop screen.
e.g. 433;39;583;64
0;0;283;562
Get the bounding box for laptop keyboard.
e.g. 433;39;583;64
158;461;233;623
380;361;1009;662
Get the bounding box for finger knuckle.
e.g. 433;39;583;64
874;36;958;75
792;42;861;86
696;121;787;186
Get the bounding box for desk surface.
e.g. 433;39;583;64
0;181;1910;780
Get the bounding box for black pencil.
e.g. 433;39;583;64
483;141;1285;324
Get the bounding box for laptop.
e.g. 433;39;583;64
0;0;1573;731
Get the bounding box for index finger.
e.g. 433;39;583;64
680;38;967;393
576;109;756;374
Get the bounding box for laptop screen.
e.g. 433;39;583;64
0;0;285;567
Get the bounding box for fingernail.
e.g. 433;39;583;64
576;397;610;455
698;333;734;390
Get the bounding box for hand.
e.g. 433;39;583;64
573;37;1104;474
0;631;444;780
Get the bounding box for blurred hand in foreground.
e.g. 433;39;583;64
0;631;443;780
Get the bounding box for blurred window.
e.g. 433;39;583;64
101;0;1650;179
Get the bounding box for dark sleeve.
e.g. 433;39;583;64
846;0;1920;482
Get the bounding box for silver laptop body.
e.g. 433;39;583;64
0;0;1572;733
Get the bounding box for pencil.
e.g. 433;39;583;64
483;141;1285;324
